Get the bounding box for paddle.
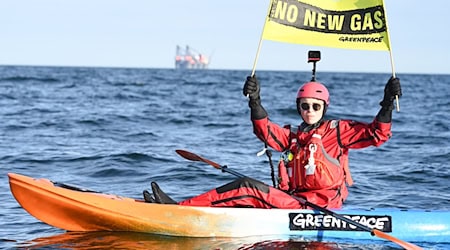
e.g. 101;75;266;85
175;149;422;250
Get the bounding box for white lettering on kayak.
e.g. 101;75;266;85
289;213;392;232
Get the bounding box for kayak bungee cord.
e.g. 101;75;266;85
175;149;423;250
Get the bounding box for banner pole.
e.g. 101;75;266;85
251;0;273;77
390;50;399;111
251;37;264;77
383;0;399;112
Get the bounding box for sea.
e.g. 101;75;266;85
0;66;449;250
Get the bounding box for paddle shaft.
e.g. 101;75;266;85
175;150;245;177
175;149;422;250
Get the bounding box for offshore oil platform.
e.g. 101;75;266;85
175;45;209;69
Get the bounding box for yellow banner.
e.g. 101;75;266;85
262;0;390;51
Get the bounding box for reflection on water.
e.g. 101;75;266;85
22;232;239;249
19;231;398;250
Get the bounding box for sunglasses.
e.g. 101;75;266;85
300;102;322;111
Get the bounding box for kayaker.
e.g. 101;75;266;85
145;75;402;209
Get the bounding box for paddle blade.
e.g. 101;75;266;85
372;230;422;250
175;149;222;169
176;149;203;162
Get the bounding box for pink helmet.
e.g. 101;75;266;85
296;81;330;105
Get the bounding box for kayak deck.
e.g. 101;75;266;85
8;172;450;243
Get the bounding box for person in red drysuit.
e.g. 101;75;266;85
145;75;402;209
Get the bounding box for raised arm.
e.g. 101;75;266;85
243;75;290;152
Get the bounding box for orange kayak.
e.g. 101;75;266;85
8;172;450;242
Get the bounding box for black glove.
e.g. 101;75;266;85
243;76;260;100
243;75;267;119
380;77;402;108
377;77;401;123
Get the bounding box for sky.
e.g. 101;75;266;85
0;0;449;75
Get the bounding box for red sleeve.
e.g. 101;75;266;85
251;117;291;152
338;119;392;149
